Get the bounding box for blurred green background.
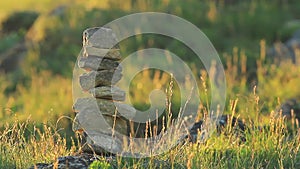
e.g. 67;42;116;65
1;0;300;143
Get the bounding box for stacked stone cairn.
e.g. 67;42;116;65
73;27;136;155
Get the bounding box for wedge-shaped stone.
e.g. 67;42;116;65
81;131;124;154
73;112;128;136
74;112;128;154
79;69;122;91
115;102;137;120
83;47;121;60
73;97;116;116
78;55;121;71
83;27;119;49
73;97;136;118
89;86;125;101
103;115;128;135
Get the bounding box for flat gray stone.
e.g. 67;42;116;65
74;115;126;154
74;112;128;136
84;131;124;154
72;98;131;153
78;55;121;71
73;97;136;119
83;27;119;49
83;47;122;60
79;69;122;91
89;86;125;101
115;102;137;120
73;97;117;116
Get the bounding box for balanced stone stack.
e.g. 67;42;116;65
73;27;135;155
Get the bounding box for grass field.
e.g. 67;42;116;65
1;0;300;168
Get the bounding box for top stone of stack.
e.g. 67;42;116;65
83;27;118;49
82;27;121;60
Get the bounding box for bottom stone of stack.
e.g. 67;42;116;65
73;111;129;154
80;131;125;155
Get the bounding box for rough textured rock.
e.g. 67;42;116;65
73;111;128;136
72;97;136;152
89;86;126;101
83;27;119;49
28;153;100;169
29;153;179;169
187;115;246;143
73;97;117;116
73;97;135;118
83;47;122;60
114;102;136;120
267;42;293;64
277;98;300;119
73;111;127;154
81;131;124;155
79;69;122;91
267;29;300;64
78;55;121;71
